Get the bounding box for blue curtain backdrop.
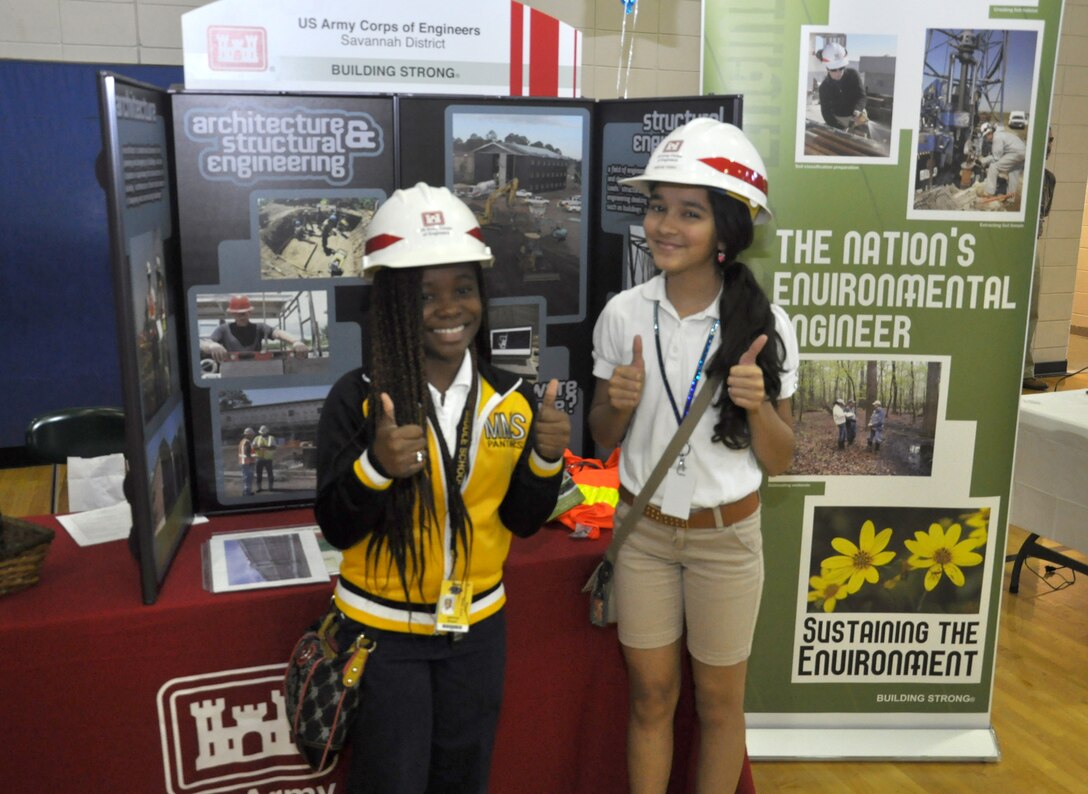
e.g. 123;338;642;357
0;61;181;454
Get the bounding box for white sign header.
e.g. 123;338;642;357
182;0;582;97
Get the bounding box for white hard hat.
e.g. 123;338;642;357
363;183;494;275
619;118;772;224
258;425;269;434
243;427;255;436
980;122;996;136
820;42;849;71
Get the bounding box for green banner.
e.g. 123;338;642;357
703;0;1062;758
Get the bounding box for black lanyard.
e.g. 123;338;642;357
653;301;719;426
427;372;477;490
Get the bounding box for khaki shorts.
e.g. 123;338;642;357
614;500;764;667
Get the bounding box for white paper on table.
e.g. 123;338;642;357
66;453;125;512
57;500;133;546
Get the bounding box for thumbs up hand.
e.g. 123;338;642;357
533;379;572;461
371;392;428;478
726;334;768;411
607;335;645;412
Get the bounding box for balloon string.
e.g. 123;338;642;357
615;0;639;98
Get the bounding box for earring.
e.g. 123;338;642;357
717;250;726;265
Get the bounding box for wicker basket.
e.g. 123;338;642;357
0;514;54;597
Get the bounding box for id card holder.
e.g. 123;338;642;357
660;460;696;519
436;579;472;633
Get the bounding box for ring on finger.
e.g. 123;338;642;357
415;450;425;464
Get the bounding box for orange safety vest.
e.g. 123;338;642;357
554;448;620;539
238;437;255;465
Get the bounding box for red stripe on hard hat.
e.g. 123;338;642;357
698;157;769;196
364;233;403;254
467;227;485;242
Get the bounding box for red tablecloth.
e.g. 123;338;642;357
0;511;754;793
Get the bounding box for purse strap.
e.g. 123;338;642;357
604;372;723;562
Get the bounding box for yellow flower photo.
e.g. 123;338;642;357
905;522;985;591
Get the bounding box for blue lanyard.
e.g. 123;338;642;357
653;301;719;426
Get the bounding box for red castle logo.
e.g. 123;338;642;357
208;26;268;71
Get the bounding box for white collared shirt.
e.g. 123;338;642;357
592;274;799;508
427;350;474;454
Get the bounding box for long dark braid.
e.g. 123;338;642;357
703;190;786;449
366;263;491;601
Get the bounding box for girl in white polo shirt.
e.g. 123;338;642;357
589;118;799;792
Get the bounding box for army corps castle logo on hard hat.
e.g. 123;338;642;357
619;118;772;224
362;183;494;274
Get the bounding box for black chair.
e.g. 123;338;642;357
25;407;126;513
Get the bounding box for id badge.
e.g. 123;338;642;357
660;460;696;519
436;579;472;633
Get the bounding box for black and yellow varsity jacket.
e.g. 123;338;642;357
315;360;563;635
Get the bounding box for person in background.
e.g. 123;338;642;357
253;425;277;492
1023;127;1056;392
315;183;570;794
978;122;1026;197
832;398;847;450
844;399;858;446
238;427;256;496
590;119;799;792
818;42;869;135
200;294;309;363
867;400;886;453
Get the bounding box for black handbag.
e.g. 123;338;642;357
283;605;376;771
582;374;722;627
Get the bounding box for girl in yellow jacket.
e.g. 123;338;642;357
315;184;569;794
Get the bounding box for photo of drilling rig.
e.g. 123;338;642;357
911;28;1039;216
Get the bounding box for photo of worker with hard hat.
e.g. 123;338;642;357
314;182;570;793
591;118;799;792
196;291;326;379
253;424;277;492
801;32;896;158
237;426;256;497
215;384;325;500
819;42;869;132
977;121;1026;199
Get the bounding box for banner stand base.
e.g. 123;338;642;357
747;728;1000;761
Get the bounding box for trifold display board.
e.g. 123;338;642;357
701;0;1064;762
99;73;195;605
105;89;740;524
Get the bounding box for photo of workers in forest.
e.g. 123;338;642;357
786;358;942;477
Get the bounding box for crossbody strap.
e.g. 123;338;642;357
604;373;723;562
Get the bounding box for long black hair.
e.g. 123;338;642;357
702;190;787;449
364;262;491;601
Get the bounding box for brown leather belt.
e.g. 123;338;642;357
618;485;760;529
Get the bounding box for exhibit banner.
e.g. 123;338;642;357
181;0;582;97
98;73;195;604
172;92;396;512
702;0;1062;760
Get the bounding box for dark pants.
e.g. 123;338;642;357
255;459;274;489
340;609;507;794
